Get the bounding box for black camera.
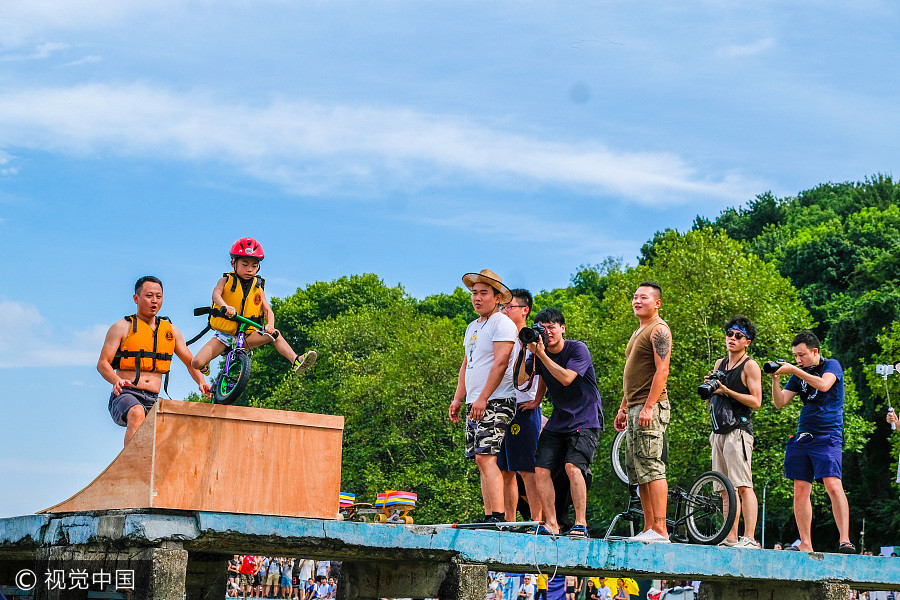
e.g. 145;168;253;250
763;360;784;374
698;370;727;399
519;323;550;348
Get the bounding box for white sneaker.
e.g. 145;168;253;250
734;536;759;549
629;530;671;544
718;538;738;547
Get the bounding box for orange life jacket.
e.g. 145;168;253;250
112;315;175;382
209;272;265;335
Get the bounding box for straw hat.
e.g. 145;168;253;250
462;269;512;304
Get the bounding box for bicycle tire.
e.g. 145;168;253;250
214;351;252;405
610;429;629;486
685;470;737;545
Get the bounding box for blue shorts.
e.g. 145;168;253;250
783;433;843;482
108;387;158;427
497;407;541;472
281;576;291;588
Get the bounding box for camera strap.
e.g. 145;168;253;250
514;346;535;392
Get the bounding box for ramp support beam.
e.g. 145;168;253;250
338;560;487;600
699;580;851;600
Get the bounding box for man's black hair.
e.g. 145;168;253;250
792;330;820;350
725;315;757;342
509;288;533;312
533;307;565;326
638;280;662;299
135;275;163;294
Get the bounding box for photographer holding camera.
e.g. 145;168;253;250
770;330;854;554
702;316;762;549
525;308;603;538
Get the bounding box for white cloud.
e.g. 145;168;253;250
716;37;776;60
0;41;70;62
62;55;102;67
0;84;761;205
0;300;105;368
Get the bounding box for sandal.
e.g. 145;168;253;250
535;524;556;536
567;524;590;539
837;542;856;554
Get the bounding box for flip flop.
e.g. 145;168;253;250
837;542;856;554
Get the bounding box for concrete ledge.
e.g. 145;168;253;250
2;511;898;591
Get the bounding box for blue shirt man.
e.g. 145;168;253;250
771;330;853;554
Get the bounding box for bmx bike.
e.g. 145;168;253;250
193;306;274;405
606;429;737;545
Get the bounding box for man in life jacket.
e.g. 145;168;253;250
190;237;317;377
98;276;211;446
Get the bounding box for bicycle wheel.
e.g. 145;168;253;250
214;351;252;405
610;429;629;486
685;470;737;545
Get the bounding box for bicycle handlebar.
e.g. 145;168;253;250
193;306;263;329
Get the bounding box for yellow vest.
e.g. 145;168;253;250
112;315;175;375
209;272;265;335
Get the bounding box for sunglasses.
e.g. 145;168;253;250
726;330;747;340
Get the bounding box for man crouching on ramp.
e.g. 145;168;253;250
98;276;211;446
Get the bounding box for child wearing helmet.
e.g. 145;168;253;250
191;237;317;376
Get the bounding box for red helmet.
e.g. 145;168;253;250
229;237;264;260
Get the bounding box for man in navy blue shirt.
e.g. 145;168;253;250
771;330;854;554
522;308;603;537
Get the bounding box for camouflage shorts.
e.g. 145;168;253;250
625;399;670;485
465;397;517;458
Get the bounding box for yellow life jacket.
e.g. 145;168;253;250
112;315;175;381
209;272;265;335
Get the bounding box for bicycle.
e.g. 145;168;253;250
192;306;275;405
605;429;737;545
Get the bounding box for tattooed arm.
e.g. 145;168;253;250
638;324;672;428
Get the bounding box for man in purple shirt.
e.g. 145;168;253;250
523;308;603;537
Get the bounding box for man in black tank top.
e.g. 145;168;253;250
704;316;763;549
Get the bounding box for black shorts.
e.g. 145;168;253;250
535;428;599;473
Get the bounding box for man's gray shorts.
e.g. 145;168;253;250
108;387;159;427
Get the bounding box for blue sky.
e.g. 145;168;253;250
2;0;898;517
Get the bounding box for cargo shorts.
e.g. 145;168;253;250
625;399;670;485
465;397;516;458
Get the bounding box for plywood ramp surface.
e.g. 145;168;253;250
42;400;344;518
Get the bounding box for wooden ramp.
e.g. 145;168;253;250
41;399;344;518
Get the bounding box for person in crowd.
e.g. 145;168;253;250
499;288;543;522
535;573;549;600
526;307;603;538
771;330;855;553
239;554;256;598
450;269;518;523
564;576;581;600
518;574;536;600
614;282;671;544
614;578;630;600
705;316;762;548
585;579;600;600
597;579;612;600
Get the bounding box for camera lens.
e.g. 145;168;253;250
763;361;782;374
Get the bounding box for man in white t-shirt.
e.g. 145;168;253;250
499;288;543;523
597;579;612;600
517;575;536;600
315;561;330;580
449;269;518;524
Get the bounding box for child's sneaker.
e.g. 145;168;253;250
292;351;318;375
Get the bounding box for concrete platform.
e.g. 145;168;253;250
2;510;898;600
